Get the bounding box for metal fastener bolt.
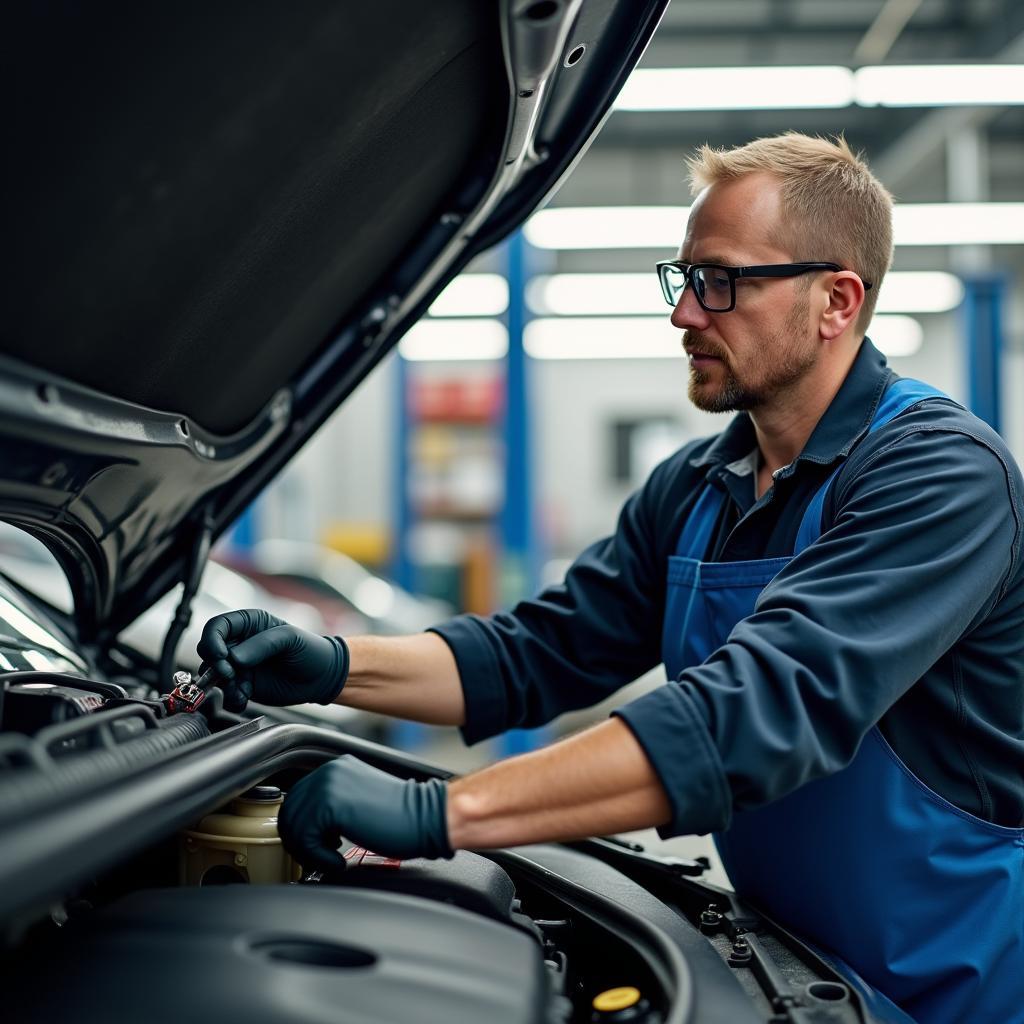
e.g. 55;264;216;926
700;903;724;933
728;938;753;966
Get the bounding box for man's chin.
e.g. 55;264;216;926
688;373;756;413
689;374;732;413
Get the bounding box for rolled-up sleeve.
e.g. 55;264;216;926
616;425;1022;838
429;453;692;744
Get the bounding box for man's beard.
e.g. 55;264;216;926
686;299;817;413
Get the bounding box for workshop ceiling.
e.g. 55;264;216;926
543;0;1024;292
568;0;1024;203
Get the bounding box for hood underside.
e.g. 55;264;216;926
1;0;667;639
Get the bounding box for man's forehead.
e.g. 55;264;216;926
677;175;786;262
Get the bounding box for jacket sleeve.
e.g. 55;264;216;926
614;424;1023;837
429;452;690;744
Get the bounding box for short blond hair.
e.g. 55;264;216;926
687;133;893;333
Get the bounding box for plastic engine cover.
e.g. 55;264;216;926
329;848;520;924
5;885;549;1024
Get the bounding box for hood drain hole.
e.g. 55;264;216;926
805;981;849;1002
250;938;377;969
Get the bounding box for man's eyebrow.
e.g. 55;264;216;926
694;255;738;265
678;254;738;266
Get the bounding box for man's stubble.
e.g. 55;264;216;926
686;295;816;413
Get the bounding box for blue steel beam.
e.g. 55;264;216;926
500;230;548;757
500;229;536;597
392;352;414;591
961;275;1007;435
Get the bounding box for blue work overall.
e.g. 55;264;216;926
661;378;1024;1024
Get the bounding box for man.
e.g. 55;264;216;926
199;134;1023;1024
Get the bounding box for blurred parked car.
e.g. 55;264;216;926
227;539;453;636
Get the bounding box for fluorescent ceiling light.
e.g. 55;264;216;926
525;204;1024;250
527;274;661;316
865;315;923;357
892;204;1024;246
874;272;963;313
524;318;683;360
522;315;921;361
856;64;1024;107
428;274;509;317
527;270;964;316
399;319;507;361
613;65;1024;112
524;313;925;362
525;207;688;250
614;66;854;111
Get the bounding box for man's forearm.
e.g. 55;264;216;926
338;633;467;726
446;717;672;848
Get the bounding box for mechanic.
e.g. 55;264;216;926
199;133;1024;1024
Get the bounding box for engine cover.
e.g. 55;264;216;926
330;848;521;925
5;885;549;1024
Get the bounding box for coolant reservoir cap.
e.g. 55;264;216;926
241;786;283;802
593;987;642;1013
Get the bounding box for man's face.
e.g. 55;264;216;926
672;173;819;413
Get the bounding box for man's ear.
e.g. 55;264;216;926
819;272;865;341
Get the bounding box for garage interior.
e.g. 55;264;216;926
4;0;1022;887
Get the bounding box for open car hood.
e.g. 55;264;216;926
1;0;667;642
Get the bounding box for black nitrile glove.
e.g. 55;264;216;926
278;755;453;871
196;608;348;713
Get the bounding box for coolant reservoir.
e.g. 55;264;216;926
179;786;302;886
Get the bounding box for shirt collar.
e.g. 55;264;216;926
688;337;892;475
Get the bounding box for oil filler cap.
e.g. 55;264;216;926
591;986;650;1022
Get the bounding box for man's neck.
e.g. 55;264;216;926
751;344;860;479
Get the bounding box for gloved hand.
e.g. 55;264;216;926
196;608;349;712
279;755;453;870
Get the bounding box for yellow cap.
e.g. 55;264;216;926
592;987;642;1013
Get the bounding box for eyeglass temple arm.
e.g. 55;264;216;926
735;264;873;289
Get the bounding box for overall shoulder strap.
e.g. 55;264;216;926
793;378;956;556
674;482;728;559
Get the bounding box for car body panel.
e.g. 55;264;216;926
1;0;669;639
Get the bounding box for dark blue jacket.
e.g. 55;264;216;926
431;340;1024;836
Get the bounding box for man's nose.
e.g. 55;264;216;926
670;284;711;331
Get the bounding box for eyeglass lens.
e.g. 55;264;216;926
662;265;732;311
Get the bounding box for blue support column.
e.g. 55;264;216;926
390;350;429;750
500;229;538;601
961;275;1006;434
226;502;259;556
392;351;414;591
499;229;547;757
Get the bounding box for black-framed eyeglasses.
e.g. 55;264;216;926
655;260;872;313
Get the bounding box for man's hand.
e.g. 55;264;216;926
278;756;452;870
197;609;348;712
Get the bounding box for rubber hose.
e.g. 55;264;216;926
0;713;211;823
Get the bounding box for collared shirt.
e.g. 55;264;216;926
430;340;1024;836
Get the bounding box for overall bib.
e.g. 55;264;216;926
661;379;1024;1024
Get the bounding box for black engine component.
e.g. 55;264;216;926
4;885;550;1024
2;681;104;734
324;849;524;927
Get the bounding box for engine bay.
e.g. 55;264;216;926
0;668;873;1024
